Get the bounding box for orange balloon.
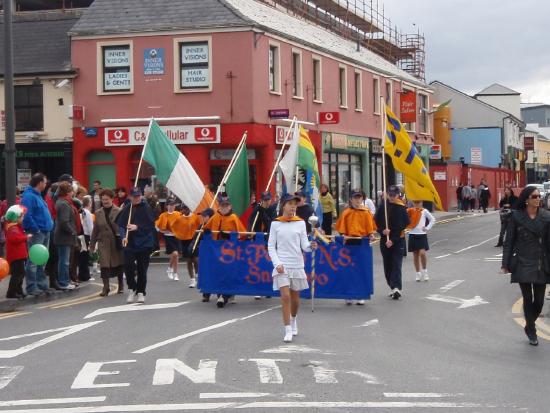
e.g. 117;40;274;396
0;258;9;281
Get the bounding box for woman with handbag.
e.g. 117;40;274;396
90;189;124;297
502;186;550;346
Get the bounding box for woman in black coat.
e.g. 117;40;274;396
502;186;550;346
495;187;518;247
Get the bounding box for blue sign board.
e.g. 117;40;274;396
268;109;290;119
143;48;165;75
84;128;98;137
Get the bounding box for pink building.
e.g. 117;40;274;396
70;0;433;209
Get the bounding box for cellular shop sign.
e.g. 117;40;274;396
105;125;220;146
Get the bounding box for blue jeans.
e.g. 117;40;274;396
25;231;50;293
57;245;72;288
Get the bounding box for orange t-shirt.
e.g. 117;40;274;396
335;207;376;237
204;212;246;240
171;213;201;241
406;208;423;230
155;211;182;233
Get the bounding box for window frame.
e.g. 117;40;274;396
96;40;134;95
339;65;348;109
373;76;380;115
291;48;303;99
418;92;430;135
173;36;213;93
14;84;44;132
354;69;363;112
268;41;281;95
312;55;323;103
385;79;393;111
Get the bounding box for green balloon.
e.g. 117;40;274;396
29;244;49;266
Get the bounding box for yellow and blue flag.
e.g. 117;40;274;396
385;105;442;210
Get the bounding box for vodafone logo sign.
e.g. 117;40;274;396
195;127;217;142
319;111;340;125
107;128;129;143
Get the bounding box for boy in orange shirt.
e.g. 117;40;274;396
171;203;201;288
202;195;246;307
335;189;376;305
155;198;183;281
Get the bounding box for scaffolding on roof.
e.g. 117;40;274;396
256;0;426;82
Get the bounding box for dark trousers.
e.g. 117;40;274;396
497;221;507;245
6;259;26;298
45;231;59;288
322;213;333;235
124;250;150;294
380;237;405;291
519;283;546;334
78;235;91;282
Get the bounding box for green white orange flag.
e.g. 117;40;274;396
224;143;250;216
143;120;214;212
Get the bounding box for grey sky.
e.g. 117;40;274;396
380;0;550;103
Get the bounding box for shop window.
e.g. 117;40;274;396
292;50;303;98
419;93;429;134
176;38;212;92
354;70;362;111
322;152;363;213
269;43;281;94
14;84;43;131
99;43;133;94
312;57;322;102
373;77;380;114
339;66;347;108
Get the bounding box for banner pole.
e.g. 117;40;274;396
380;98;389;243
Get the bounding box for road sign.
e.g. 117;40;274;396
268;109;289;119
429;144;442;159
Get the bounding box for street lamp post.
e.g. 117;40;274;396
3;0;17;205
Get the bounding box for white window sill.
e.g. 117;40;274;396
355;108;363;113
339;105;348;110
174;88;212;94
292;95;304;101
269;90;282;96
313;99;323;104
97;90;133;96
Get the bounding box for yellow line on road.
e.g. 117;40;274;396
0;311;32;320
50;296;103;309
513;317;550;342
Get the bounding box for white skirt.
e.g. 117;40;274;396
272;268;309;291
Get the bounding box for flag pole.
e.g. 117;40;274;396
380;98;390;243
123;117;154;246
249;116;297;231
191;130;248;253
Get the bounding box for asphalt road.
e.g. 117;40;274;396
1;211;549;413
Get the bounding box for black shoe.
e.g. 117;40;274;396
202;294;210;303
216;296;225;308
524;326;539;346
392;290;402;300
529;335;539;346
494;244;503;247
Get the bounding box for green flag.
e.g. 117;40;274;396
225;144;250;216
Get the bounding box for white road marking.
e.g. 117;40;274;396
84;302;190;319
384;393;458;398
0;321;104;359
0;396;106;407
248;359;289;384
439;280;464;292
153;359;217;385
354;319;379;328
426;294;489;309
260;344;335;355
0;366;23;389
72;360;136;389
134;306;279;354
199;393;270;399
430;239;448;246
0;401;487;411
345;370;381;384
453;235;498;254
435;254;451;259
308;361;338;384
494;253;503;257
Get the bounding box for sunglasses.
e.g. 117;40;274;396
529;194;541;199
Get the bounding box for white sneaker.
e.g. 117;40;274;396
291;317;298;336
136;293;145;303
356;300;365;305
422;270;429;281
283;326;293;342
392;289;402;300
415;272;421;282
173;273;179;281
254;296;262;300
166;268;174;280
127;291;136;303
188;278;197;288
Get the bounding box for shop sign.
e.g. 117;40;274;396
268;109;289;119
104;72;131;91
105;124;221;146
319;111;340;124
144;48;165;75
331;133;347;150
104;48;130;68
370;143;383;154
400;90;417;123
16;150;65;158
85;128;98;137
181;68;210;88
275;126;295;144
327;133;368;151
524;136;534;151
346;136;369;150
433;171;446;181
181;43;209;65
429;144;442;159
471;147;482;165
16;169;32;190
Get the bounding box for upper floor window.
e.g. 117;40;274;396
339;66;348;108
373;77;380;114
354;70;362;111
15;84;43;131
385;80;393;110
178;39;211;91
419;93;429;134
292;50;303;98
269;43;281;94
101;44;132;93
312;57;322;102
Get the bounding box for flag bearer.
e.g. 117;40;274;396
407;200;436;282
202;195;246;307
335;189;377;305
268;193;317;343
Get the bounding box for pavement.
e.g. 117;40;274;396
1;210;550;412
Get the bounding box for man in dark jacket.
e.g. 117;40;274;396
374;185;410;300
295;191;315;233
116;187;155;304
248;191;277;234
479;180;491;213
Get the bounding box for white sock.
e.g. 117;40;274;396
291;316;298;335
284;325;293;342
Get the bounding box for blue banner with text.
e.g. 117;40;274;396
197;233;373;300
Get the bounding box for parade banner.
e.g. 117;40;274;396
198;233;373;300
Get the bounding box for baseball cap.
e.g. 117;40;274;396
260;191;272;201
129;187;142;196
387;185;400;196
218;196;231;206
351;189;365;198
165;197;177;206
281;193;301;205
4;205;26;222
294;190;306;198
58;174;73;183
200;208;214;218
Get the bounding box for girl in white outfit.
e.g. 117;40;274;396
268;194;317;342
406;200;436;281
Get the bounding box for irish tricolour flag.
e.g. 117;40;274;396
143;120;214;212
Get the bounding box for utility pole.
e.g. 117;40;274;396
3;0;17;205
